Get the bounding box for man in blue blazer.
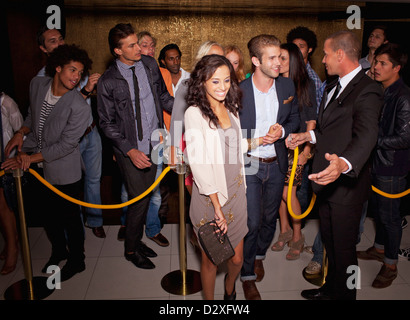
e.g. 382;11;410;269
239;34;300;300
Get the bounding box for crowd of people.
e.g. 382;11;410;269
0;22;409;301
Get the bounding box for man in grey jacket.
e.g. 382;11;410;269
97;23;173;269
3;44;92;281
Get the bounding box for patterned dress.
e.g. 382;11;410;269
189;112;248;250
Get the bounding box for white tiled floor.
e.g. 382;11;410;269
1;218;410;300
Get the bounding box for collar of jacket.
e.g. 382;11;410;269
384;77;405;99
109;56;153;80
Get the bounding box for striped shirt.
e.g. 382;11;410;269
38;86;61;150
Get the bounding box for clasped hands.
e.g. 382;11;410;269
1;152;32;171
262;123;283;145
286;132;348;186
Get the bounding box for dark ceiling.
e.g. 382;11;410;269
63;0;365;14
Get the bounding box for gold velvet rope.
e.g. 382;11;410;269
287;147;317;220
0;151;408;213
286;147;410;220
0;166;170;209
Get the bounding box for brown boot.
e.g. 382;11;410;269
254;259;264;282
357;247;384;262
372;264;398;288
242;280;261;300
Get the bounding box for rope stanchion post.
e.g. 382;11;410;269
4;168;54;300
161;163;201;295
302;248;328;287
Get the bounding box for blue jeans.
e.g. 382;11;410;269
241;159;284;281
372;174;406;265
120;145;163;238
79;125;103;228
311;231;323;265
145;162;163;238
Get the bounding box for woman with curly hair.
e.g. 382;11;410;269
184;54;280;300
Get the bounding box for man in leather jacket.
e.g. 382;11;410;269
97;23;173;269
358;43;410;288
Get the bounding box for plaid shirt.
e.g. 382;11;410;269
306;62;323;109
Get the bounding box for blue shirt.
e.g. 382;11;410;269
249;75;279;158
116;59;159;155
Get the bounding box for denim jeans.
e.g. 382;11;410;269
120;145;163;238
372;174;406;265
145;161;163;238
241;158;284;281
311;231;323;264
79;126;103;227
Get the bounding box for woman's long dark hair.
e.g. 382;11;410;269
186;54;242;129
281;43;312;110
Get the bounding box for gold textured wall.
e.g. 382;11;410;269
65;11;363;81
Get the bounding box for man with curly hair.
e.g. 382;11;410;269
3;44;92;281
36;26;106;239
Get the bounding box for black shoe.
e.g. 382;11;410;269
91;226;106;238
117;226;126;241
224;274;236;300
139;242;157;258
41;253;68;273
125;252;155;269
301;288;332;300
60;261;86;282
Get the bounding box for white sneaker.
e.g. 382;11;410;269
305;261;322;275
398;246;410;260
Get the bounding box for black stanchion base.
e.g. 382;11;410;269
302;267;325;287
4;276;55;300
161;270;202;296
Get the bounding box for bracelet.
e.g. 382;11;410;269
80;87;92;97
303;151;313;159
247;138;259;150
15;130;24;137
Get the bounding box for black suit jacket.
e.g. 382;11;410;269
239;76;300;174
312;69;383;205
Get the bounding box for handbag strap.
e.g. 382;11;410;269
211;220;226;244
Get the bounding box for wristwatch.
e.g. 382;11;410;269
80;87;92;97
